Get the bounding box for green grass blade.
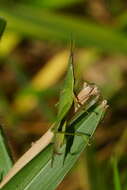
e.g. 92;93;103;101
1;101;107;190
0;17;6;38
112;157;122;190
0;126;13;181
87;149;109;190
1;6;127;53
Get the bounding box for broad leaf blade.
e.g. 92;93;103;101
0;126;13;180
1;102;107;190
0;17;6;38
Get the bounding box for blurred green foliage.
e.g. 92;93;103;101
0;0;127;189
0;17;6;38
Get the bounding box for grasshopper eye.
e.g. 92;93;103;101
101;100;108;109
83;82;88;88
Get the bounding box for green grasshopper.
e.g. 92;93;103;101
51;47;75;166
51;49;101;167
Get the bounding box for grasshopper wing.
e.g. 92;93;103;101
55;54;75;128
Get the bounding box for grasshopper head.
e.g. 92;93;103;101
77;82;100;106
